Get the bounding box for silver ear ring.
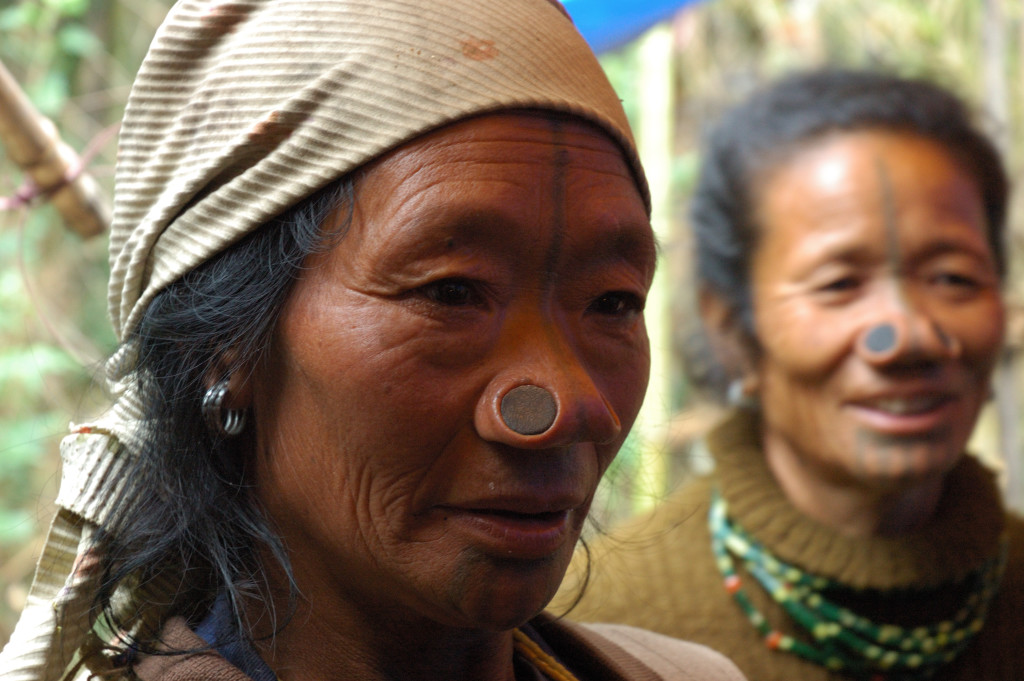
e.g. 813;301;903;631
726;378;758;410
202;379;247;437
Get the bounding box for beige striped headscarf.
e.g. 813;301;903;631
0;1;646;679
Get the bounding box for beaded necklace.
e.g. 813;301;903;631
709;490;1006;680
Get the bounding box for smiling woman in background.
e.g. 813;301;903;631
558;70;1024;680
0;2;748;681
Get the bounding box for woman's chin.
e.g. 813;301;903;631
440;557;567;631
858;445;963;489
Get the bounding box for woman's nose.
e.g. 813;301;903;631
475;339;621;449
855;309;961;365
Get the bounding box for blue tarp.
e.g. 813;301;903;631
563;0;703;53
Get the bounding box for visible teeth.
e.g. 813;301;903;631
871;396;942;414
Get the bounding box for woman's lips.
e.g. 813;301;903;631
864;394;949;414
439;505;574;561
848;392;958;435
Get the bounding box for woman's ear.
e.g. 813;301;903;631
698;288;760;397
204;349;254;411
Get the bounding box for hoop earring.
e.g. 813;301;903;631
727;378;759;410
202;379;247;437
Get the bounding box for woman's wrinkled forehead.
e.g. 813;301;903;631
108;0;648;343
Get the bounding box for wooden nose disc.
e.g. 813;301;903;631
500;385;557;435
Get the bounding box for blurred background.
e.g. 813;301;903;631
1;0;1023;646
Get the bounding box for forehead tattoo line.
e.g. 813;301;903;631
874;156;958;352
875;158;905;294
535;118;588;431
874;157;919;351
541;118;569;288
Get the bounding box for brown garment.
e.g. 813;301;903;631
555;410;1024;681
133;611;745;681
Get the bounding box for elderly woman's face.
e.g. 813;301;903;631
250;113;653;630
749;129;1004;491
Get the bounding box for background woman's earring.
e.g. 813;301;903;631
202;378;247;437
726;378;759;410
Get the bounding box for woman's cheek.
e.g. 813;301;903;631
754;301;853;379
953;301;1005;374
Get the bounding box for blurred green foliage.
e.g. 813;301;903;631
1;0;102;116
0;0;173;645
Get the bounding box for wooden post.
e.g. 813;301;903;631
0;58;110;238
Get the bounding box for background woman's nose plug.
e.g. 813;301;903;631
500;385;558;435
861;322;898;356
859;319;960;360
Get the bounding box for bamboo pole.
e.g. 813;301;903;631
0;58;109;238
631;23;675;511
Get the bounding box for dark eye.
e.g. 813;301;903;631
589;291;644;317
419;278;483;307
819;276;859;293
933;272;979;289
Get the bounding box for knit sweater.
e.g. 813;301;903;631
554;410;1024;681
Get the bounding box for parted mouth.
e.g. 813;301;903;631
443;488;585;517
446;498;576;517
467;508;569;522
438;504;575;561
859;394;952;415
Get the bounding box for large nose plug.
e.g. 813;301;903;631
860;322;899;357
858;318;960;361
500;385;558;435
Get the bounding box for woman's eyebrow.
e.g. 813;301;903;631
389;205;524;251
564;221;659;281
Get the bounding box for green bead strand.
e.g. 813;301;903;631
709;490;1005;680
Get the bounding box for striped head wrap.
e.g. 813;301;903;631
0;2;646;679
109;0;647;341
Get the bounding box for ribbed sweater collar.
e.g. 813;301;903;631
710;408;1006;590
